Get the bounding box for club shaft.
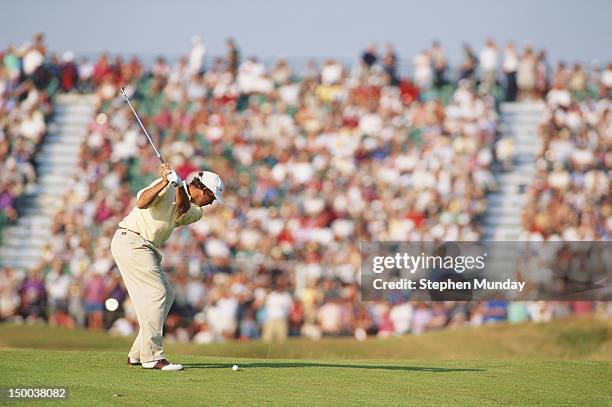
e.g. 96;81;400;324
120;88;164;163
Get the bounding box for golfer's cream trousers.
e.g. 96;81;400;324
110;228;174;363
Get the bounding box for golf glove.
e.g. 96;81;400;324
167;171;181;187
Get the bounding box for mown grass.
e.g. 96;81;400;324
0;317;610;406
0;350;611;406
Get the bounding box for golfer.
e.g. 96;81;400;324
111;163;224;371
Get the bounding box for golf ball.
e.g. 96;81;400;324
232;365;239;371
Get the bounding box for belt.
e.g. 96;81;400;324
117;226;141;236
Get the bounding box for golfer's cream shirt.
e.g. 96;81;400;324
119;177;203;248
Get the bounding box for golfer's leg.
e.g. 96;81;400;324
128;330;142;360
131;256;168;363
118;273;147;361
111;231;168;362
112;231;144;361
142;256;175;361
161;273;175;322
148;246;175;348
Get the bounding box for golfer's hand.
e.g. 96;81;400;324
160;163;173;184
167;171;180;186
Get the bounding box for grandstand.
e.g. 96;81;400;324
0;33;609;341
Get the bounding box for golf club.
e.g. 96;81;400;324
120;87;165;163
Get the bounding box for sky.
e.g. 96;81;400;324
1;0;610;66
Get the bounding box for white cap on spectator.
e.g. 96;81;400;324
63;50;74;63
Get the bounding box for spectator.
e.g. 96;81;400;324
288;298;304;337
517;45;537;99
83;272;107;330
361;43;378;68
92;53;112;86
507;302;529;323
377;304;395;338
459;43;478;81
59;51;79;92
381;43;398;84
318;296;343;336
0;182;18;223
479;39;498;92
569;63;588;100
106;271;127;313
77;57;94;91
262;277;293;342
3;46;21;81
411;302;433;335
0;266;22;321
188;35;206;76
321;59;343;86
427;302;449;330
45;260;72;315
226;38;240;77
431;40;448;88
602;63;612;96
503;42;519;101
185;272;206;318
20;266;46;322
48;305;75;328
22;34;46;79
483;298;508;323
237;291;259;340
535;50;549;98
495;136;515;171
209;287;238;340
413;49;433;90
552;62;569;89
390;299;412;335
238;57;272;94
192;314;214;344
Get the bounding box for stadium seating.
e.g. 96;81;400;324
0;35;609;341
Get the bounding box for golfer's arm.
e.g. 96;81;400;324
175;184;190;215
136;179;169;209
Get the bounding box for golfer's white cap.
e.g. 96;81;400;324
188;170;224;204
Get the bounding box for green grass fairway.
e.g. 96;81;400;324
1;317;611;406
0;351;610;406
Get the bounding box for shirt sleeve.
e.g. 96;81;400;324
136;177;169;207
175;204;203;226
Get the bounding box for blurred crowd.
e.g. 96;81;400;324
0;33;57;242
0;34;610;342
520;63;611;240
2;261;609;342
